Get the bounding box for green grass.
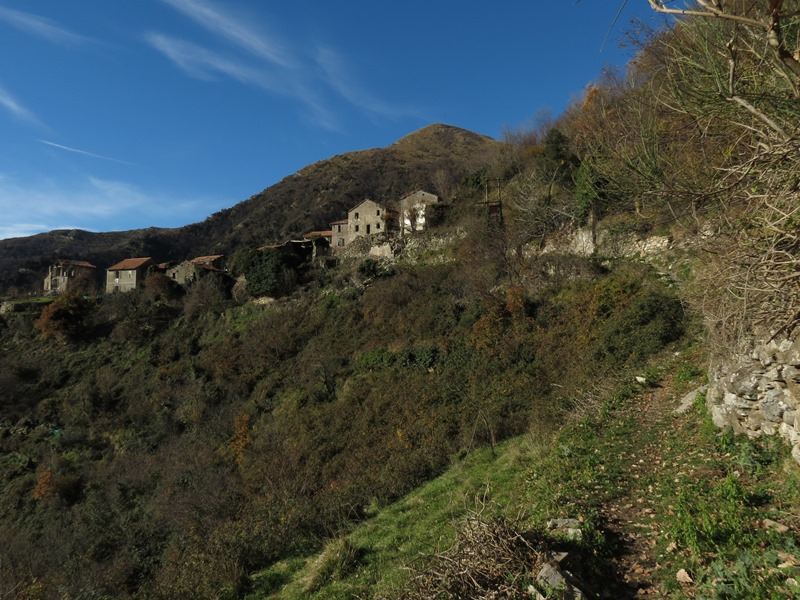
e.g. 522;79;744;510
246;438;543;599
245;348;800;599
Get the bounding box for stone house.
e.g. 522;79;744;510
167;255;226;286
399;190;439;236
105;257;154;293
331;199;393;249
330;219;349;248
43;259;96;294
350;199;389;241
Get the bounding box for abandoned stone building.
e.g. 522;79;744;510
301;231;333;259
167;255;226;286
329;191;438;250
105;257;154;293
43;259;97;294
399;190;439;236
349;199;389;240
330;219;349;248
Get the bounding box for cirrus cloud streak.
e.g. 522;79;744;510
0;5;91;45
149;0;417;131
0;173;214;239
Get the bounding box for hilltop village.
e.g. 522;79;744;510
41;190;440;296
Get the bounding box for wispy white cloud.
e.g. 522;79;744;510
158;0;295;68
0;83;42;125
145;32;338;130
0;6;90;45
38;139;136;166
0;173;211;239
146;33;278;88
315;46;421;121
151;0;415;130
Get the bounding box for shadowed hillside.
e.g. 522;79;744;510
0;124;499;295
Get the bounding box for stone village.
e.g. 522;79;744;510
40;190;441;296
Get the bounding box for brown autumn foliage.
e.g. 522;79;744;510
0;247;685;598
34;292;94;342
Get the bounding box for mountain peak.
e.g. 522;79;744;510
393;123;495;148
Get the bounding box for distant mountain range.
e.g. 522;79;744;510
0;124;501;293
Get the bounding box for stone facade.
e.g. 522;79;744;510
707;334;800;462
43;259;96;294
330;199;390;250
399;190;439;237
167;255;225;286
105;257;154;293
330;220;348;249
328;191;437;251
348;199;387;242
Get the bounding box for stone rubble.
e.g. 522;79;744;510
707;334;800;462
527;520;588;599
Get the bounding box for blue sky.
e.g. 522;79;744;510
0;0;664;240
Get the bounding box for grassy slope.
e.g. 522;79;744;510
252;344;800;599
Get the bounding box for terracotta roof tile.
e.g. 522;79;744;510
106;257;153;271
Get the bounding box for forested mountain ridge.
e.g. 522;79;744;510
0;123;499;294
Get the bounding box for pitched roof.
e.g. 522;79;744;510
106;257;153;271
303;230;332;239
330;219;348;225
348;198;384;212
401;190;439;202
54;259;96;269
189;255;224;265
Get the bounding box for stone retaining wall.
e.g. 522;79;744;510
707;334;800;462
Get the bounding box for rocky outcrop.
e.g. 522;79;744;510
707;334;800;461
533;227;672;259
332;228;465;263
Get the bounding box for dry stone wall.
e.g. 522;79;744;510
533;227;672;259
707;334;800;462
535;224;800;462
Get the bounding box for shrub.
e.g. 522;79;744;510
34;293;94;342
243;248;301;298
593;289;685;368
355;348;396;372
357;258;394;280
144;272;183;303
183;272;232;317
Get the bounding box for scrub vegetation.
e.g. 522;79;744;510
0;249;686;598
1;2;799;598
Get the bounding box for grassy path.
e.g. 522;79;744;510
598;375;715;597
521;354;800;598
250;350;800;598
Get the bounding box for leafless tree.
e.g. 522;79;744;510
647;0;800;81
644;0;800;342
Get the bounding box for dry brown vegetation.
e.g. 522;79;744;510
0;246;684;599
1;4;798;597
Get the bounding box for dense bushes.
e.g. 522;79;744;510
0;256;685;598
230;246;302;298
34;292;95;342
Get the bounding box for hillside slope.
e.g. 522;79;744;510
259;348;800;599
0;124;500;294
0;247;690;599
